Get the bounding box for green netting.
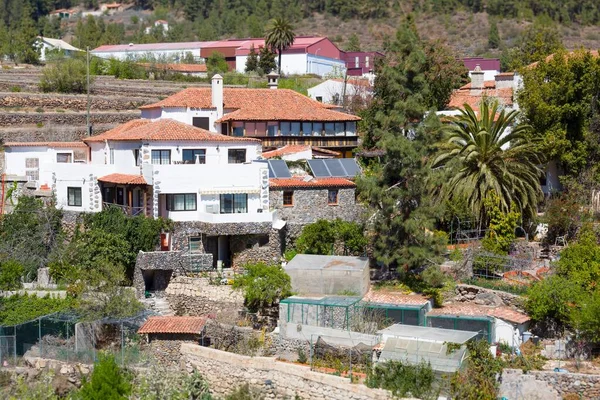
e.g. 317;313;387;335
427;316;492;342
356;303;428;326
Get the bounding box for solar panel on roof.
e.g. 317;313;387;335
268;160;291;178
307;159;331;177
324;159;347;177
339;158;361;177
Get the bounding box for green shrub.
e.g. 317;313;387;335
295;219;367;256
297;347;307;364
232;262;292;312
0;259;24;291
79;353;132;399
39;58;90;94
0;293;74;326
9;86;21;92
366;360;436;399
422;265;446;288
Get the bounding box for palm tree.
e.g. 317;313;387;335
265;17;295;75
433;100;543;222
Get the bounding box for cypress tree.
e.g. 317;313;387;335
488;20;500;49
245;43;259;72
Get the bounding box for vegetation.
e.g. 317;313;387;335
265;17;296;75
232;262;292;313
450;340;503;400
366;360;436;399
481;193;520;255
294;219;367;256
0;260;24;291
0;293;74;326
39;57;91;94
434;101;543;223
79;354;132;400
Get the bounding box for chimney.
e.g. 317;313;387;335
470;64;484;95
211;74;224;119
267;71;279;89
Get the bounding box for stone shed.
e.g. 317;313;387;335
138;316;207;366
284;254;370;296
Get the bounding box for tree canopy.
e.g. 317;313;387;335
265;17;295;75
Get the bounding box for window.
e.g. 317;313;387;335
335;122;346;136
220;193;248;213
280;122;291;135
232;122;244;137
151;150;171;165
312;122;323;136
133;149;140;166
283;191;294;206
56;153;72;163
355;56;359;68
25;158;39;181
25;158;39;169
166;193;197;211
346;121;357;136
316;96;323;102
255;122;267;136
245;122;256;136
26;170;39;181
228;149;246;164
302;122;312;135
291;122;301;136
189;237;202;251
109;148;115;164
192;117;210;130
67;187;82;207
365;56;370;68
182;149;206;164
325;122;335;136
328;189;339;205
267;122;278;136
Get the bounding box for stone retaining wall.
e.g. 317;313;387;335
181;343;401;400
148;333;200;367
454;284;525;311
500;369;600;400
0;93;155;111
0;111;139;127
165;276;243;320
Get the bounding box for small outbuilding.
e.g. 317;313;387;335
359;288;432;326
284;254;370;296
138;316;207;365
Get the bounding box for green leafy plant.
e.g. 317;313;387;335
0;260;24;291
79;353;132;400
232;262;292;313
366;360;436;399
39;58;91;94
295;219;367;256
297;347;307;364
481;193;520;255
450;340;503;400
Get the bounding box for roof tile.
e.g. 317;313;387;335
427;304;530;324
84;118;260;143
140;88;361;122
138;316;207;334
269;177;355;189
362;288;431;306
98;173;147;185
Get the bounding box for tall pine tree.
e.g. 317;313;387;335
245;43;259;72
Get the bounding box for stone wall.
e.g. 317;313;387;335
500;369;600;400
229;229;283;268
170;221;273;250
148;334;201;367
270;188;363;225
134;251;213;296
0;111;139;128
165;276;244;321
454;284;525;311
0;93;155;111
181;343;400;400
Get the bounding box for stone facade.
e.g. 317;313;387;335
270;188;363;225
454;284;525;311
148;333;201;367
181;343;397;400
500;369;600;400
165;276;244;320
134;251;213;296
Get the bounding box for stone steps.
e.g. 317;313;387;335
142;297;174;316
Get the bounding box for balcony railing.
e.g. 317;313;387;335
103;202;145;216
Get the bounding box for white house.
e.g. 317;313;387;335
140;74;361;157
3;119;270;225
36;36;82;62
307;78;373;105
91;42;207;62
145;20;169;35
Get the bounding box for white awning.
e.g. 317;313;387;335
199;187;260;195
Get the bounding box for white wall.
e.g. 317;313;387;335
91;49;201;62
308;80;371;104
493;318;529;348
5;146;88;177
235;53;346;77
141;107;222;133
469;70;499;81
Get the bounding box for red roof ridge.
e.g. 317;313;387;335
269;176;356;189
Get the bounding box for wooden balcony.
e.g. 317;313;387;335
258;136;358;148
103;202;146;216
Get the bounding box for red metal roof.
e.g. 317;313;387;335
84;118;260;143
93;41;213;53
462;57;500;71
4;141;88;148
269;177;355;189
427;304;530;325
141;88;360;123
138;316;207;334
98;173;147;185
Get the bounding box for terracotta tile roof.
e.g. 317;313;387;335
138;63;207;73
362;288;431;306
448;82;513;110
312;146;341;156
4;141;88;148
495;72;515;77
269;177;356;189
98;173;147;185
262;145;311;158
84;119;260;143
427;304;530;325
140;88;361;122
138;316;207;334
